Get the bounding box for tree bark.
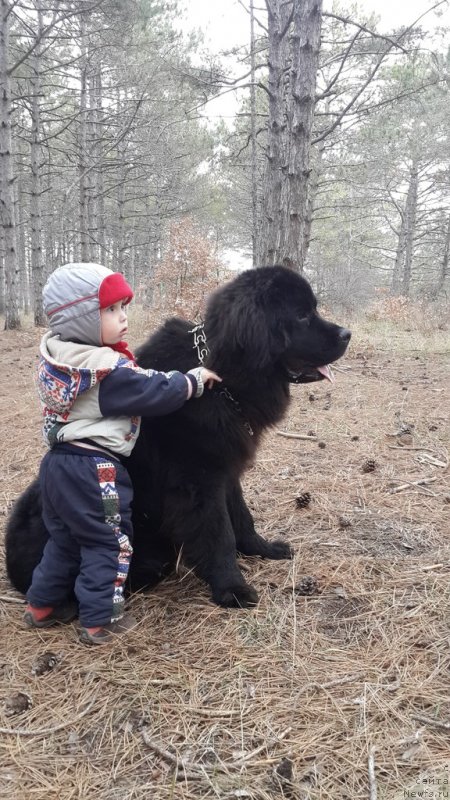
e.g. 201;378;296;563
437;215;450;295
78;14;89;262
259;0;323;272
0;0;20;329
257;0;291;266
250;0;258;266
14;174;28;313
30;0;46;325
391;161;418;296
279;0;323;270
401;161;418;296
302;135;325;258
115;110;126;273
0;245;4;314
90;67;106;263
391;208;406;295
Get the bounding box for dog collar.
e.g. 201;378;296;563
189;323;254;437
189;322;209;365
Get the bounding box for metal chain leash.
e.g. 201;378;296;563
188;323;254;437
189;322;209;365
219;386;254;437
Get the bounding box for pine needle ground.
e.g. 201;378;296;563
0;313;449;800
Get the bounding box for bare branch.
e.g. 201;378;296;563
323;12;408;53
316;29;362;101
314;0;448;144
8;0;107;76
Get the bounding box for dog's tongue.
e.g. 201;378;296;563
317;365;335;383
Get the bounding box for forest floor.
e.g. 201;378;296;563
0;310;449;800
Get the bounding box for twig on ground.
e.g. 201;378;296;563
276;430;318;440
416;453;448;468
389;477;437;494
296;673;364;697
368;746;377;800
412;713;450;731
180;705;250;718
0;594;25;604
142;726;293;779
0;696;98;736
141;729;202;780
310;673;364;691
237;727;292;764
387;445;438;452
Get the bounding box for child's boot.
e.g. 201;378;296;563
24;601;78;628
79;613;137;645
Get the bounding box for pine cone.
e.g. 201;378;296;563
362;458;377;473
31;651;61;676
295;492;311;508
295;576;319;596
4;692;33;716
275;757;294;782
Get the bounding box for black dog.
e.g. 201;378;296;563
5;267;350;607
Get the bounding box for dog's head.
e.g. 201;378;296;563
206;266;351;384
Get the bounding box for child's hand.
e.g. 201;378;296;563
201;368;222;389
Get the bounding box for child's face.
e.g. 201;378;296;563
100;300;128;345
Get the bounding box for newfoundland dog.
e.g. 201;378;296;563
5;266;351;607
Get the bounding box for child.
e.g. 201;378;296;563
24;262;221;645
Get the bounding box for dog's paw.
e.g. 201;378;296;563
264;539;293;560
212;583;259;608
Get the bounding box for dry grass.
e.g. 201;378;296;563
0;313;449;799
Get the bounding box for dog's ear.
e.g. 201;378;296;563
270;316;292;355
230;296;276;369
207;285;286;371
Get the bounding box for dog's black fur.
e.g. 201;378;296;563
5;267;351;607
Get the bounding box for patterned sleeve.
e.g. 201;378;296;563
98;362;193;418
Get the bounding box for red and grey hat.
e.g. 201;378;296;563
43;263;134;346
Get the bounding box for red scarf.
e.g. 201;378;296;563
110;341;136;362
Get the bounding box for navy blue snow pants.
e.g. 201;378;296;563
27;444;133;628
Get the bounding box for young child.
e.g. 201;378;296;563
24;262;221;645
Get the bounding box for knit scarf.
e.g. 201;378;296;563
110;340;136;362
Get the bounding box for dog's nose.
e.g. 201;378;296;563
339;327;351;342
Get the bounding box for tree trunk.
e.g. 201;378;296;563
391;209;406;295
257;0;291;266
90;67;106;264
78;15;89;262
250;0;257;266
401;162;418;297
86;69;96;262
30;0;46;325
14;174;29;313
279;0;323;271
0;0;20;329
259;0;323;272
115;89;127;274
116;153;126;272
391;161;418;297
302;135;325;258
0;246;4;314
437;215;450;295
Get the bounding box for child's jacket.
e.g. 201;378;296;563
38;332;191;456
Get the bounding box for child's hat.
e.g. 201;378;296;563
43;263;134;346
